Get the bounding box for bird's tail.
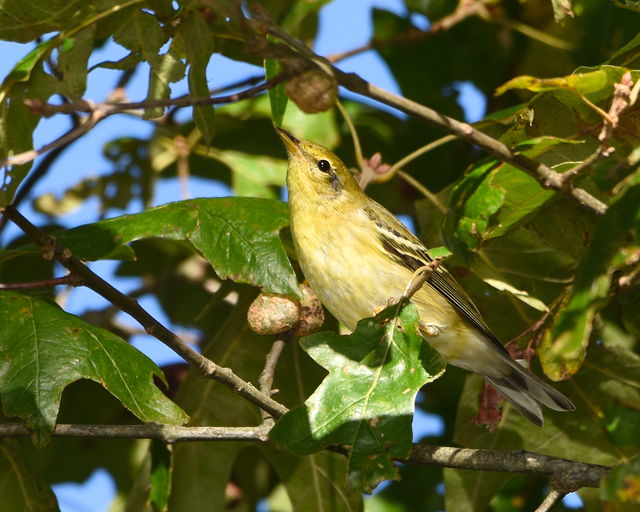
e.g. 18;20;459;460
485;358;575;426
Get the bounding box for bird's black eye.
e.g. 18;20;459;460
317;159;331;173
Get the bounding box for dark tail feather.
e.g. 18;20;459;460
485;359;575;426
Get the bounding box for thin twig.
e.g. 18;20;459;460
492;16;575;51
258;334;290;397
327;0;490;63
534;488;567;512
385;135;457;178
558;150;608;186
0;107;107;168
397;170;447;213
29;72;291;118
2;72;292;169
335;100;364;169
0;274;83;290
2;206;289;419
258;331;291;422
558;72;636;187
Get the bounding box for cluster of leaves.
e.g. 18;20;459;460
0;0;639;511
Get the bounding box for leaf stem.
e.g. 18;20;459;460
0;274;83;290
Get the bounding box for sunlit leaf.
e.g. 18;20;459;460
0;291;189;445
12;197;300;298
496;70;609;96
270;301;446;491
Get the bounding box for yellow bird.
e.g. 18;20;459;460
277;128;574;426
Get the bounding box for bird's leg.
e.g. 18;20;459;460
376;259;443;316
402;259;442;300
406;261;443;337
419;322;440;337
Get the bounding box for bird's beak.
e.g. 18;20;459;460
275;127;302;156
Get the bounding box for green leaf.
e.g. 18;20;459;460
496;70;609;96
540;184;640;380
180;10;216;144
265;56;287;127
0;439;59;511
149;441;172;512
280;0;332;32
604;403;640;447
0;0;115;42
0;291;188;445
57;27;95;97
282;102;340;148
270;302;446;491
35;197;299;298
0;39;55;102
1;63;63;206
190;144;287;199
262;449;363;512
187;43;215;144
113;8;185;118
444;160;505;255
145;51;186;119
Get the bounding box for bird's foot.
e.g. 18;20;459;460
419;323;440;337
402;259;442;300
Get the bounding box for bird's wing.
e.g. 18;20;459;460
363;202;507;352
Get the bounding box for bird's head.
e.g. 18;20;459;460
276;128;361;205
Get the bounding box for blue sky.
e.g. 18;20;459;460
0;0;582;510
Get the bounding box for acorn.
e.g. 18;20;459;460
294;282;324;336
285;70;338;114
247;293;301;335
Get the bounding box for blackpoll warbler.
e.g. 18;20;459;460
277;128;574;426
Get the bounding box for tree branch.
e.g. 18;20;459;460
0;421;609;490
407;444;609;490
331;69;608;216
1;206;289;419
0;422;270;443
260;25;609;216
